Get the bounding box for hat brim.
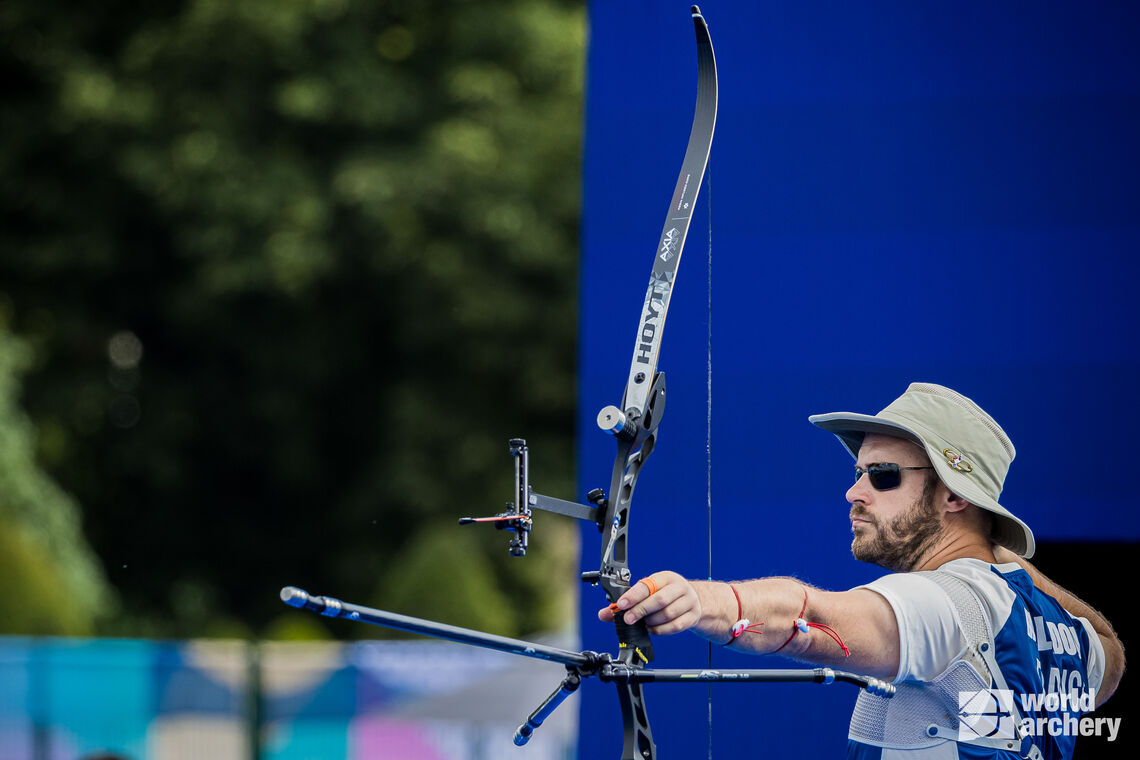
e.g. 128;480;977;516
809;411;1036;558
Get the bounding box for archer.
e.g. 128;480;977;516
601;382;1125;759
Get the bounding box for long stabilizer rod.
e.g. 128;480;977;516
280;586;597;669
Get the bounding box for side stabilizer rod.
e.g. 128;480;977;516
600;664;895;697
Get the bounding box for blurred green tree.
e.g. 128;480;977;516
0;326;114;634
0;0;584;638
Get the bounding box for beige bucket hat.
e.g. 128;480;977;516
809;382;1035;558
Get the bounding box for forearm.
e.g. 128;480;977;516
689;577;810;654
602;571;900;679
996;548;1125;704
689;578;875;671
1013;558;1115;640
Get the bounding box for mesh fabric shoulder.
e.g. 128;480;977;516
849;570;995;749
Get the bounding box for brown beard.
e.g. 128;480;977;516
850;476;942;572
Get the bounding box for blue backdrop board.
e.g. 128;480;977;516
578;2;1139;757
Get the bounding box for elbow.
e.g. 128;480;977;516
1095;634;1126;708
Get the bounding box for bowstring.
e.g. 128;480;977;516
705;163;714;760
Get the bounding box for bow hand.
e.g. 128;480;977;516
599;571;703;636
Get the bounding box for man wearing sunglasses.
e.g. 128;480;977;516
600;382;1124;759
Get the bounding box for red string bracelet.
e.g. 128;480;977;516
772;587;850;657
722;584;764;646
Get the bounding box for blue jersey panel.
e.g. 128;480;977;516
990;567;1096;760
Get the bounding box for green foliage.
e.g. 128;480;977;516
0;0;585;639
0;327;114;635
372;527;520;637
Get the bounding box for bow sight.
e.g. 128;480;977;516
458;438;609;557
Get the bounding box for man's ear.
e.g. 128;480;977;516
941;488;972;514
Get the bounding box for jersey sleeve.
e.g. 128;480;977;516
1076;616;1107;701
860;573;969;683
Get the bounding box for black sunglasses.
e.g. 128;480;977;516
854;463;934;491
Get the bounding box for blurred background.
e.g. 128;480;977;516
2;0;584;757
0;0;585;644
2;0;1138;759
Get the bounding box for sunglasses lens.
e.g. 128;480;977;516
868;463;901;490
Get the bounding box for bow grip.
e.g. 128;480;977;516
613;614;655;666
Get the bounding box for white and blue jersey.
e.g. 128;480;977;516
846;558;1106;759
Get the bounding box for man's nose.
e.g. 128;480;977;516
846;471;871;505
